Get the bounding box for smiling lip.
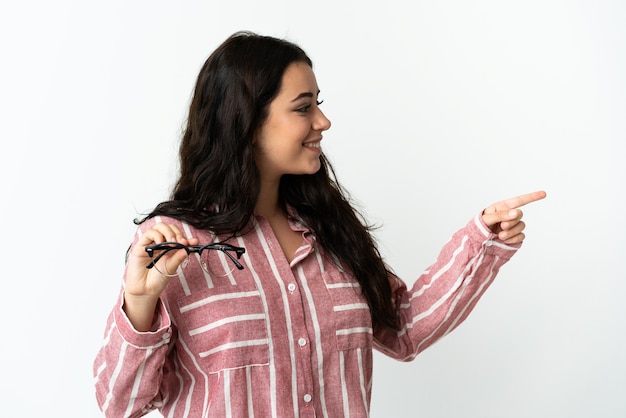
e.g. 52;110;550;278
303;139;322;153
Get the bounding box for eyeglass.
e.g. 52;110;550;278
145;241;246;277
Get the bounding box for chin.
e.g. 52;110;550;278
293;161;321;176
306;162;322;175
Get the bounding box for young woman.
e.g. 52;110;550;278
93;31;546;418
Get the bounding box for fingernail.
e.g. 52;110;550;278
508;210;517;217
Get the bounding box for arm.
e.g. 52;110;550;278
374;191;546;360
93;220;196;417
93;291;173;417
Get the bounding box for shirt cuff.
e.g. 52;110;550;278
469;212;522;259
113;293;173;349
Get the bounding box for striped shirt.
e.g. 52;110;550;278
93;212;519;417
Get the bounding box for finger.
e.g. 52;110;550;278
491;190;547;212
133;229;168;253
482;209;521;228
500;209;523;231
154;248;189;276
152;222;183;242
129;226;186;262
168;223;187;242
498;221;526;241
502;232;526;245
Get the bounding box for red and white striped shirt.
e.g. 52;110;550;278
94;212;519;417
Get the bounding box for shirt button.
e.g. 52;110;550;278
162;332;171;340
298;338;307;347
288;283;296;292
303;394;312;403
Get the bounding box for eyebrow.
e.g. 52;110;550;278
290;90;320;102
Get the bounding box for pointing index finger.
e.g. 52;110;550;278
500;190;547;210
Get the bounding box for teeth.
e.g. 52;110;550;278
304;142;321;148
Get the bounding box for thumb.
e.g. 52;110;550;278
482;209;520;228
153;247;190;276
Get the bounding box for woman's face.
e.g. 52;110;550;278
254;62;331;182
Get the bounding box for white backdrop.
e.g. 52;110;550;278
1;1;624;417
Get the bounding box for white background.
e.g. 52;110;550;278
1;1;624;417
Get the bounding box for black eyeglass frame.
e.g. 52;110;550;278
145;241;246;272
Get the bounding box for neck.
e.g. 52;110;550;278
255;177;282;218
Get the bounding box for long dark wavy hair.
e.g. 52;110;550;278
139;31;399;331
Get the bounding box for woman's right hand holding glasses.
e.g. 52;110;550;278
123;222;198;331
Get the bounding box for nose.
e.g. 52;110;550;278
313;107;331;132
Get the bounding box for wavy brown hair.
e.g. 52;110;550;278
140;31;399;331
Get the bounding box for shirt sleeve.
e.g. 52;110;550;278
93;288;174;418
373;213;521;361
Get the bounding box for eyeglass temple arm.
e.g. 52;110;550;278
144;246;178;269
220;247;245;270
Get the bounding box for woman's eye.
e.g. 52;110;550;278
296;105;311;113
296;100;324;113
